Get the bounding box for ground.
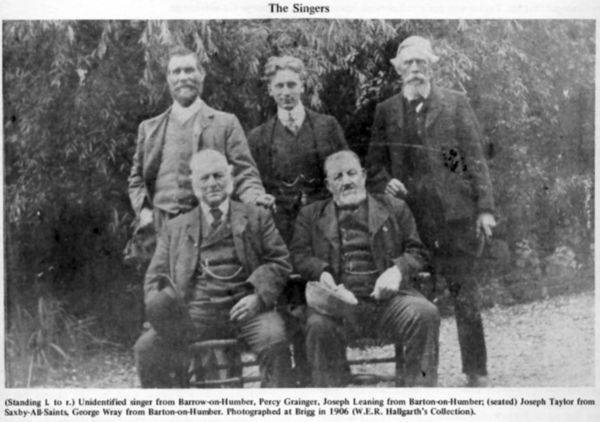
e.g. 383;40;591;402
38;291;594;388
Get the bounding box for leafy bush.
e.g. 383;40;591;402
3;20;594;346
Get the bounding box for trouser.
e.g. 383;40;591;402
134;307;293;388
435;253;487;376
305;291;440;387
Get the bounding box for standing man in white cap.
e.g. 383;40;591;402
366;36;496;387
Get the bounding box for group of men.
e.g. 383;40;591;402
129;36;496;388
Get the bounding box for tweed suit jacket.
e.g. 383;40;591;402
128;103;265;217
144;201;292;309
366;85;494;223
247;108;348;195
290;194;428;288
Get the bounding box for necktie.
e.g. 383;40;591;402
286;112;298;134
209;207;223;230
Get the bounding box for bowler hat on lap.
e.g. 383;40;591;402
146;283;193;343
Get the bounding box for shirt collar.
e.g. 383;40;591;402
200;199;230;224
277;103;306;127
171;96;204;122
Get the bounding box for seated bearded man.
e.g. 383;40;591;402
290;150;440;387
134;149;293;388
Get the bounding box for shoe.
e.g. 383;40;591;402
466;374;489;387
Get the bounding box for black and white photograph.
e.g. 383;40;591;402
1;0;598;420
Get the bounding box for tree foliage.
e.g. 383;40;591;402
3;20;594;327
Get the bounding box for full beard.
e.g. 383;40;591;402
402;78;431;101
335;188;367;208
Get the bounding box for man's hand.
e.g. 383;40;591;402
371;266;402;300
319;271;337;289
385;178;408;198
230;294;262;322
139;207;154;229
476;213;496;240
253;193;276;209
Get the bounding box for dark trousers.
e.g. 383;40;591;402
435;254;487;376
134;309;293;388
305;291;440;387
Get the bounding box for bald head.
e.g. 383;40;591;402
190;149;234;207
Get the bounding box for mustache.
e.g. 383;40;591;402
341;183;358;192
404;74;427;83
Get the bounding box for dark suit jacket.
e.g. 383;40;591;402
128;103;265;217
290;194;428;287
144;201;292;309
247;108;348;195
366;85;494;223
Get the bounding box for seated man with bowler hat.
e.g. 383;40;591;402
290;150;440;387
134;149;293;388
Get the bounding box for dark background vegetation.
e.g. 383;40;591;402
3;20;594;386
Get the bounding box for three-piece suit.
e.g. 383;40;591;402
290;194;440;387
133;201;293;387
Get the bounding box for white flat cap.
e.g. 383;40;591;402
390;35;439;67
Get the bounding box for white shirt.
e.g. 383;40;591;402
171;96;204;123
277;103;306;128
200;199;230;226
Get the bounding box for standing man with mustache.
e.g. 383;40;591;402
129;46;273;239
290;150;439;387
366;36;496;387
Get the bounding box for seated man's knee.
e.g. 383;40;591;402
414;299;440;327
386;295;440;336
134;329;158;361
247;311;289;354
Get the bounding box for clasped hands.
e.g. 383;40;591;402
320;266;402;301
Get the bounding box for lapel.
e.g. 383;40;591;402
192;102;216;151
367;194;390;241
389;95;404;130
424;85;443;130
229;201;249;265
178;207;202;294
263;115;279;171
317;200;341;274
264;115;278;146
143;108;171;178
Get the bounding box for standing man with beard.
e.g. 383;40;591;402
366;36;496;386
290;150;439;387
129;46;273;237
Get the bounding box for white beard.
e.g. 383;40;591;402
402;80;431;101
334;189;367;208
